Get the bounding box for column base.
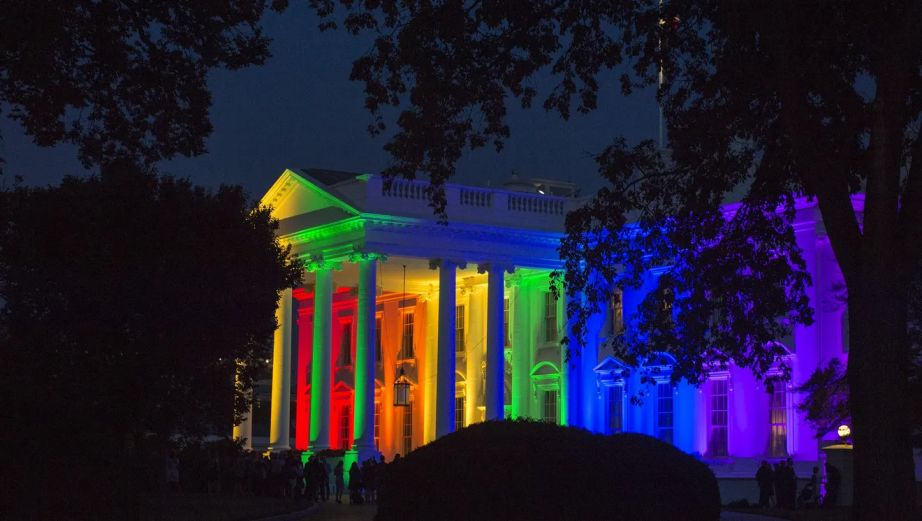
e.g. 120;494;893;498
267;443;291;453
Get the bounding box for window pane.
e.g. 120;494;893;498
403;404;413;455
768;380;788;457
455;396;465;431
545;292;558;342
456;305;465;353
375;317;382;362
708;379;728;457
400;313;414;359
657;383;674;444
608;386;623;434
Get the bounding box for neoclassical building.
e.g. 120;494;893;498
235;168;853;479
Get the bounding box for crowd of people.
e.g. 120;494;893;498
755;458;842;510
159;443;392;505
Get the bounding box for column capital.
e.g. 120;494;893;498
304;254;343;272
429;258;467;270
348;251;388;263
476;262;515;275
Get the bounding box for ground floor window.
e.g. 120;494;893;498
455;395;465;431
708;379;729;457
607;385;624;434
543;389;558;423
768;379;788;457
340;406;351;450
373;400;380;450
656;382;674;444
402;405;413;456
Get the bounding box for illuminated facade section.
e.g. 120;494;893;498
239;168;851;478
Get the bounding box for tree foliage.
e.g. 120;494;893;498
316;1;922;517
0;0;286;167
0;162;302;518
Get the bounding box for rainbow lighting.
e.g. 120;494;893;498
237;168;853;482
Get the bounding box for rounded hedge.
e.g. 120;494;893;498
377;420;720;521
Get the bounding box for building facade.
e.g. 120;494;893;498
236;168;854;479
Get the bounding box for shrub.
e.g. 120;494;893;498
377;419;720;521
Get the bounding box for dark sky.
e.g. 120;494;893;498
0;3;660;201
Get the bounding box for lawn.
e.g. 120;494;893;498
724;507;851;521
140;494;313;521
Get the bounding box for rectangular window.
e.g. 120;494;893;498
708;379;729;458
455;395;465;431
656;382;674;444
340;407;351;450
375;316;382;362
769;380;788;458
543;389;558;423
607;385;624;434
610;291;624;335
373;400;380;450
503;297;510;346
456;305;465;353
545;292;558;342
340;322;352;365
400;312;414;359
402;404;413;455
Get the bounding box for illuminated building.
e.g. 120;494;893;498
236;168;852;481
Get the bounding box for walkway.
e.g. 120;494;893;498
284;502;782;521
720;511;786;521
296;500;377;521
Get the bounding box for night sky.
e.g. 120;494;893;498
0;3;659;201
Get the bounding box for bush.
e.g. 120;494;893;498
377;420;720;521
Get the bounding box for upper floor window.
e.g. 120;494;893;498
610;290;624;335
399;312;415;359
768;379;788;458
375;316;382;362
544;292;558;342
656;382;674;444
339;322;352;366
503;297;510;346
607;385;624;434
456;305;466;353
708;378;729;458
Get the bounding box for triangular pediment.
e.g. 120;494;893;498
260;168;360;221
593;356;631;374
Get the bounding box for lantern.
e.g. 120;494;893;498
394;368;411;407
837;424;851;441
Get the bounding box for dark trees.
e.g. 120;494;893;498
0;163;302;518
0;1;284;167
315;1;922;518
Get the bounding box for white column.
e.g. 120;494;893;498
434;259;459;438
483;264;508;420
352;255;379;462
268;288;293;451
511;278;529;418
309;267;334;451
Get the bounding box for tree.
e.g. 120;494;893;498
0;0;285;168
315;1;922;518
0;162;303;519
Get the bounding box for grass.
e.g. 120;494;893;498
140;494;313;521
723;506;851;521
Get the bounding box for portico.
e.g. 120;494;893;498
243;169;575;462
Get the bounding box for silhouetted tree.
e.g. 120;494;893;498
316;1;922;518
0;161;303;519
0;1;286;167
